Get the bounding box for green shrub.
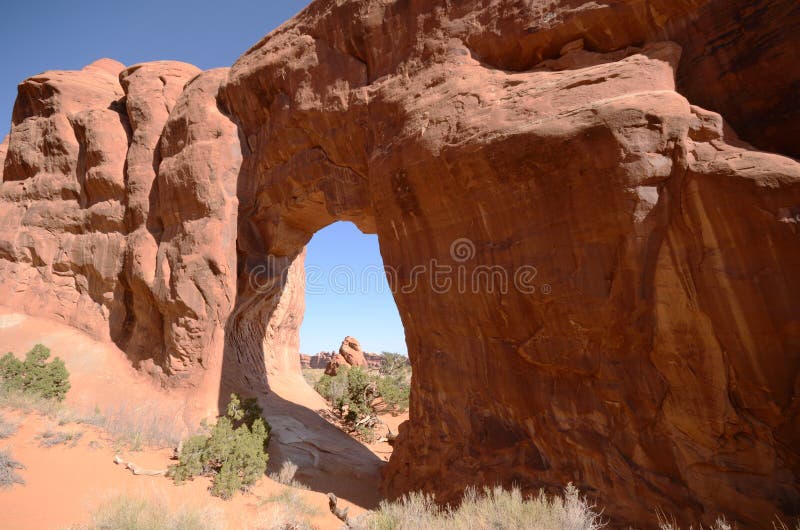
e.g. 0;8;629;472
377;370;410;412
379;352;409;376
314;368;349;415
378;352;411;412
315;354;410;423
344;367;374;423
0;344;70;401
170;394;271;499
315;367;377;426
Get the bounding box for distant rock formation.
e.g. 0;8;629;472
300;337;384;375
300;338;386;373
338;336;367;368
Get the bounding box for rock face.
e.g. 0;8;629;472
1;1;799;527
0;59;130;340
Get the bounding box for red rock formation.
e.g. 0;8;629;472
301;349;384;371
319;337;376;375
0;59;129;339
299;354;312;369
363;352;383;371
219;2;800;525
339;336;367;368
323;354;348;377
0;1;798;527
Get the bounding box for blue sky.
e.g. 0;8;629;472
0;0;312;138
0;1;408;356
301;223;407;355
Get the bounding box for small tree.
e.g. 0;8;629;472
344;367;374;424
379;352;408;376
377;352;410;412
314;368;350;416
170;394;271;499
0;344;70;401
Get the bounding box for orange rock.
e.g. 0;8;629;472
0;1;798;527
339;336;367;368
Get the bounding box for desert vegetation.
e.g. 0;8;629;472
356;484;604;530
0;343;70;401
268;460;308;490
82;402;184;451
0;447;25;488
0;414;17;439
36;428;83;448
255;488;319;530
311;352;410;440
170;394;272;499
67;492;225;530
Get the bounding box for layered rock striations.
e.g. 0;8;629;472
1;0;798;526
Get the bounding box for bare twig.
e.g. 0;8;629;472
113;455;168;476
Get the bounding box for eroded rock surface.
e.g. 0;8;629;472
0;0;798;526
0;59;129;339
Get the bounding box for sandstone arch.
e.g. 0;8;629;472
0;1;798;527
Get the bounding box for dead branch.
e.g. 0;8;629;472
113;455;168;476
328;492;350;522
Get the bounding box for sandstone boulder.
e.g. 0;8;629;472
339;336;367;368
323;354;348;377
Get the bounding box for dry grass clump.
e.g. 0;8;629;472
67;492;225;530
0;414;18;439
360;484;604;530
657;512;800;530
79;402;184;451
268;460;309;490
0;383;76;423
256;488;319;530
0;447;25;488
2;376;183;451
37;429;83;448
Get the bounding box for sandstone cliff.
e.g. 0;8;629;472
1;1;798;526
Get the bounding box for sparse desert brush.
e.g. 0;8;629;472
36;428;83;448
82;402;184;450
256;488;318;530
0;382;74;422
0;414;18;439
0;447;25;488
656;512;800;530
170;393;271;499
268;460;308;490
359;484;605;530
0;344;70;401
67;492;225;530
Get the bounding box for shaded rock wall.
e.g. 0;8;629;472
0;0;798;527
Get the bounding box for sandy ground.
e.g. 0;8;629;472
0;308;409;529
0;408;352;529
